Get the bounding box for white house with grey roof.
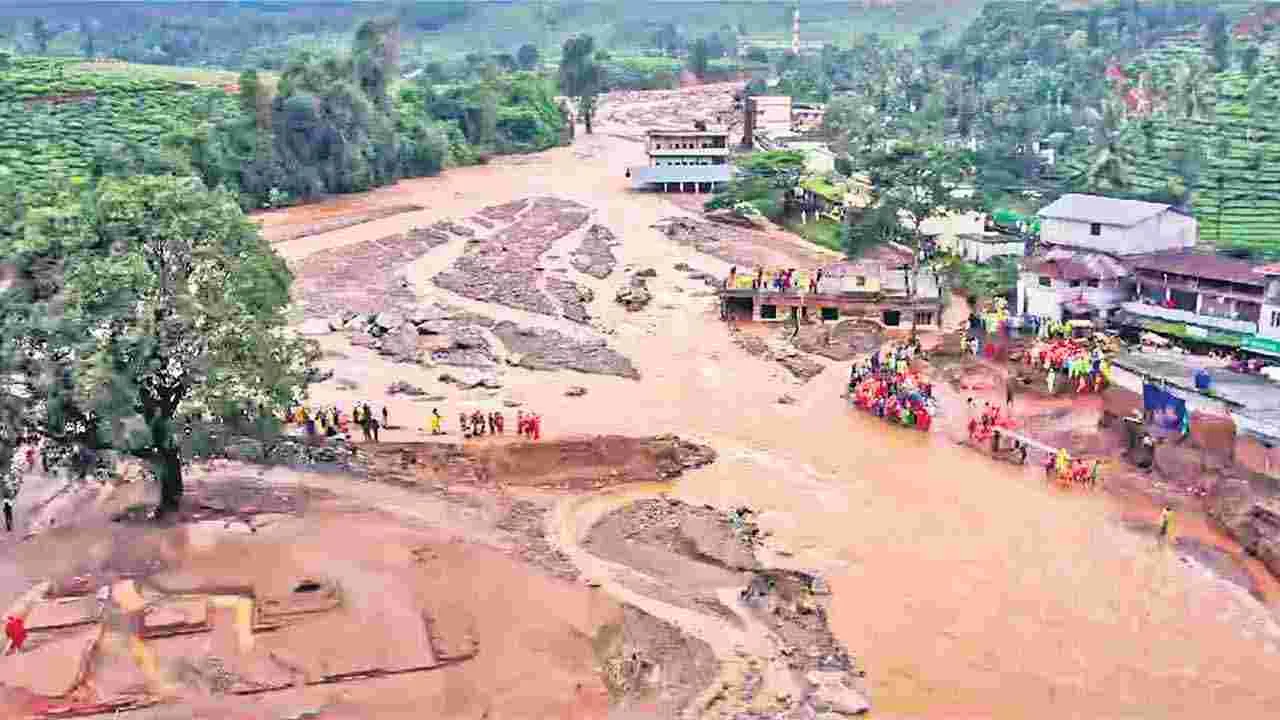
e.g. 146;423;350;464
1015;194;1198;322
1037;193;1197;255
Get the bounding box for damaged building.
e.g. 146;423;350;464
721;260;945;328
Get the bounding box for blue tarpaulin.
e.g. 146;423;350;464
1143;383;1187;431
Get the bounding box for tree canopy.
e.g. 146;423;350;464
559;34;605;134
0;175;309;513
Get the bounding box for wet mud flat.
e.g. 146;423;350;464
0;461;635;720
583;497;868;719
267;204;426;244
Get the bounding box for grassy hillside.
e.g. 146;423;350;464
0;56;241;190
1112;37;1280;256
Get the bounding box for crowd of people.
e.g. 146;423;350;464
1024;337;1112;394
1045;447;1101;488
288;403;545;443
288;403;386;442
848;343;936;431
725;266;825;293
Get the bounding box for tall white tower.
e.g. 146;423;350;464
791;2;800;55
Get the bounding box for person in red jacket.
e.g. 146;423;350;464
5;615;26;653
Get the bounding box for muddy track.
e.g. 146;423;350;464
549;487;866;719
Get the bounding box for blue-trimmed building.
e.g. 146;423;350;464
626;127;734;192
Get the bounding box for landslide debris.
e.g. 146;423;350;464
571;224;620;279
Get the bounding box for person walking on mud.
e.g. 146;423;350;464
430;409;443;436
1159;506;1175;543
3;495;12;533
382;406;389;430
369;414;380;443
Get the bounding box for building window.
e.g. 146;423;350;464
760;304;777;320
821;307;839;321
1271;310;1280;328
1090;223;1102;236
1087;279;1100;288
856;276;866;287
1038;276;1052;287
915;311;934;326
882;309;901;326
1069;280;1082;288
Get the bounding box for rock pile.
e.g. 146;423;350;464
292;226;456;319
492;321;640;379
546;277;594;324
435;197;592;319
730;330;826;382
571;224;620;279
616;274;653;312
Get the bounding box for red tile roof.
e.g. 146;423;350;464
1127;251;1265;287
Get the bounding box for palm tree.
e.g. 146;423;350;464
1167;59;1215;121
1072;97;1137;193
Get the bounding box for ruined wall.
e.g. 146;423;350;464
1190;411;1236;458
1102;386;1143;420
1235;434;1280;479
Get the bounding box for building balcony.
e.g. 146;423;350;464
1120;301;1258;334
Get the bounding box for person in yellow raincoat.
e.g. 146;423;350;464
1055;448;1070;479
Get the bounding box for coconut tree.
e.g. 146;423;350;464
1070;95;1137;193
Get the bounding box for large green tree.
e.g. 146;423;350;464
559;35;605;134
864;143;972;335
0;176;309;514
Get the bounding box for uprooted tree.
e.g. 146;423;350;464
0;174;311;514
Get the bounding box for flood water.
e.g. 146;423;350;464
266;98;1280;718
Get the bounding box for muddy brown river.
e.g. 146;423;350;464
260;89;1280;718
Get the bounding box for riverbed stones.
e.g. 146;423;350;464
565;386;588;397
491;321;639;379
438;370;502;389
435;197;591;318
378;325;422;364
571;224;619;279
387;381;427;397
616;275;653;311
547;277;594;324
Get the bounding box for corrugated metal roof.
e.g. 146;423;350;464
629;165;734;186
1025;248;1130;281
1127;251;1265;287
1037;194;1171;227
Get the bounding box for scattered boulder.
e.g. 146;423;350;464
378;325;422;364
615;277;653;311
570;224;619;279
673;262;692;272
565;386;588;397
778;394;797;405
807;671;870;716
336;378;360;390
387;381;427;397
438;370;502;389
636;267;658;278
503;400;523;408
304;367;335;384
